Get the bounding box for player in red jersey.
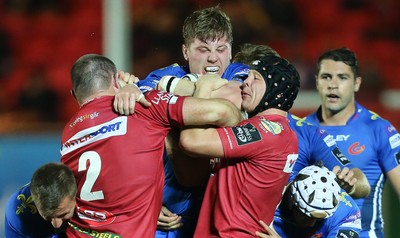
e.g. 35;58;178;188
178;55;300;237
60;54;242;237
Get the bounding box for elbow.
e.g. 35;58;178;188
215;106;240;127
179;131;197;155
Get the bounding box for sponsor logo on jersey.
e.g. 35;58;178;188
69;112;99;129
336;229;360;238
332;147;350;165
232;123;261;146
260;119;283;135
61;117;128;156
334;135;350;142
151;91;174;105
76;206;116;226
68;222;120;237
323;134;336;147
387;125;397;133
389;133;400;149
348;142;365;155
283;154;298;173
342;218;362;229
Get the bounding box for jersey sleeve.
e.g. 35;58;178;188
137;64;186;93
376;120;400;173
141;90;186;129
221;62;249;82
216;122;263;159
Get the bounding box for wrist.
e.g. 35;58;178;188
348;184;356;195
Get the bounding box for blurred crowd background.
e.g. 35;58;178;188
0;0;399;132
0;0;399;236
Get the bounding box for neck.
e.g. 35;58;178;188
79;91;113;107
257;108;288;117
320;103;356;126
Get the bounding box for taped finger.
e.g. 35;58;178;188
136;93;144;102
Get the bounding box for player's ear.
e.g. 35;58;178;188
354;76;362;92
182;44;188;61
70;90;76;100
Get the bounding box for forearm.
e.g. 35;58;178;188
179;127;224;158
158;76;196;96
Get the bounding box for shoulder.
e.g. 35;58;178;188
6;183;37;216
146;63;187;77
223;62;249;81
356;105;398;134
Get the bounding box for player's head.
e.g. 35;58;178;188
30;162;77;228
71;54;118;106
233;43;280;65
242;55;300;117
182;5;233;76
316;47;359;78
315;47;362;114
288;165;341;227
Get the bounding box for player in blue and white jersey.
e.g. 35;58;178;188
4;162;76;238
256;165;361;238
304;47;400;237
128;6;248;238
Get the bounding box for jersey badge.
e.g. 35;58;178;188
283;154;298;173
332;147;350;165
389;133;400;149
260;119;282;135
348;142;365;155
232;123;261;146
16;194;37;215
336;229;360;238
323;134;336;147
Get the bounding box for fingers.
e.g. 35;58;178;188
157;208;183;231
113;93;136;115
117;70;140;84
138;94;152;107
255;220;281;238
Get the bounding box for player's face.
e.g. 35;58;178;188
38;196;76;228
182;36;232;76
241;70;266;113
315;59;361;117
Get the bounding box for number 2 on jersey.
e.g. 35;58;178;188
78;151;105;201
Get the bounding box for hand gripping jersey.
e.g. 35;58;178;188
194;114;298;237
287;113;355;182
138;62;249;238
60;91;186;237
305;102;400;238
273;192;362;238
138;62;248;94
5;184;61;238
